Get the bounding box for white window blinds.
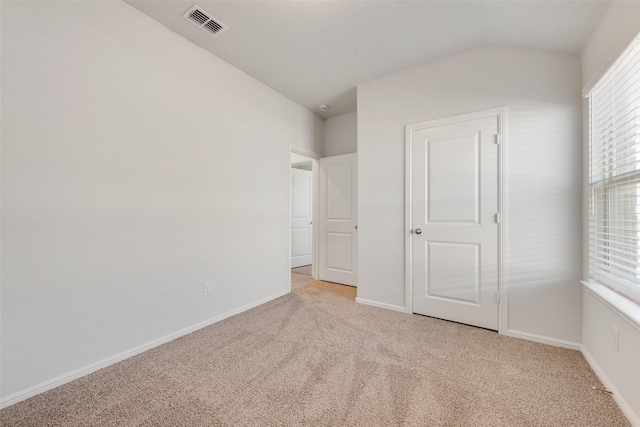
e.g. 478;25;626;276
588;34;640;304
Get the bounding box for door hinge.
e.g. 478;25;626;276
495;134;500;144
495;213;500;224
496;292;501;304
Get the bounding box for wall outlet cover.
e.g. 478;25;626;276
203;282;213;297
611;326;619;352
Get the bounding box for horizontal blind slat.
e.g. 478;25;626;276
589;34;640;297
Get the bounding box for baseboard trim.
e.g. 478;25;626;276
503;329;581;350
0;288;290;410
355;297;410;314
581;345;640;427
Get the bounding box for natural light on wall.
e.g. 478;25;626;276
588;32;640;304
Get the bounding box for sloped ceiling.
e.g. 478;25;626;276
126;1;610;118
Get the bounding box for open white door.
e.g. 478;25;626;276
319;154;357;286
409;112;501;330
291;168;313;268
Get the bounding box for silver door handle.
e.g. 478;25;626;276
414;228;422;234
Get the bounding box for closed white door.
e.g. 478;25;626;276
291;168;313;268
410;114;500;330
319;154;357;286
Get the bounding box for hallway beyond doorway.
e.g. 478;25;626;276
291;265;313;289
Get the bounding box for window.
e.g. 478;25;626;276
588;34;640;304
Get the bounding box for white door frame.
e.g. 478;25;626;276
405;107;508;334
289;145;321;282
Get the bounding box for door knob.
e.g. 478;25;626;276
414;228;422;235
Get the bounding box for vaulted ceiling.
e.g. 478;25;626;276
126;1;610;118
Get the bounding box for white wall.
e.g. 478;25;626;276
580;4;640;424
0;1;322;403
582;288;640;424
358;47;583;344
292;163;312;171
323;111;357;157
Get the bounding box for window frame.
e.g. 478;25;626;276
587;33;640;305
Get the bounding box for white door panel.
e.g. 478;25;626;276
411;115;499;330
291;228;311;257
326;162;354;220
291;168;312;268
319;154;357;286
428;133;480;223
326;232;353;271
427;242;480;303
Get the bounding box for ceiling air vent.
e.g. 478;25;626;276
183;5;228;37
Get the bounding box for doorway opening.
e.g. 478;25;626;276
290;150;318;290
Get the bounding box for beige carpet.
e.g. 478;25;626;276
291;271;313;290
0;280;629;426
292;265;312;276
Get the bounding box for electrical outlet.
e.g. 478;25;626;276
203;282;213;297
611;326;619;352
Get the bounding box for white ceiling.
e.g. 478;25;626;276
126;1;610;119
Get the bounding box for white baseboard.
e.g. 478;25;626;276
503;329;581;350
355;297;410;314
581;345;640;427
0;288;290;410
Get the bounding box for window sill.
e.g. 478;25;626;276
581;280;640;331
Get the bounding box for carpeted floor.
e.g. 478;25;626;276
292;265;312;276
291;269;313;290
0;279;629;426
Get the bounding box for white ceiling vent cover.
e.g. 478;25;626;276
182;5;228;37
